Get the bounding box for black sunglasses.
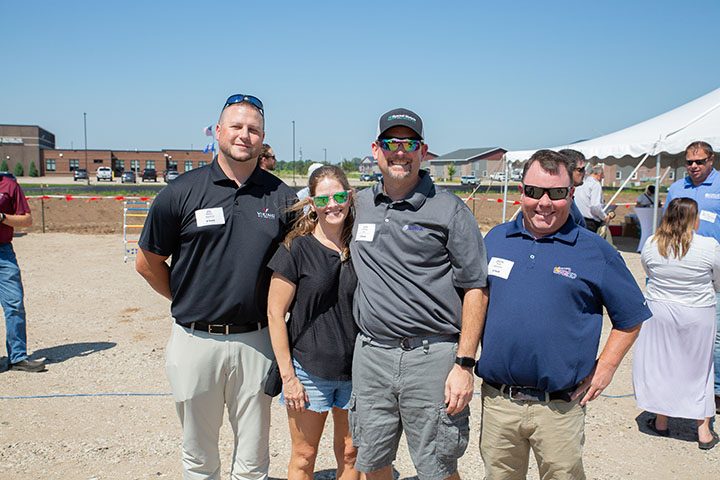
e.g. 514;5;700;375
523;184;571;200
686;157;711;166
223;94;264;116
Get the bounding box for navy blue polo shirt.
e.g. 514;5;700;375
139;160;297;327
475;214;651;392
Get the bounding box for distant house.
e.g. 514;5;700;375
428;147;506;180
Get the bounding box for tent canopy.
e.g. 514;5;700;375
506;87;720;163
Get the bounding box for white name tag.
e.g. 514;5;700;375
195;207;225;227
488;257;514;280
355;223;376;242
699;210;717;224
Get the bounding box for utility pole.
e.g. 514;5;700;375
323;148;327;163
292;120;296;186
83;112;89;185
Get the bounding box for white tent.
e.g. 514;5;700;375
500;87;720;223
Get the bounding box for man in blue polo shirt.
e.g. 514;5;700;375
476;149;651;479
665;141;720;413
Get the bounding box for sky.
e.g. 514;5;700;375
2;0;719;164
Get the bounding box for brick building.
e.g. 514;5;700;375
0;125;55;175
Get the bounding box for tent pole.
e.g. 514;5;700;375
604;152;651;212
501;154;509;222
652;153;661;234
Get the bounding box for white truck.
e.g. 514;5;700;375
96;167;113;182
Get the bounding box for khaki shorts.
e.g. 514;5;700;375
350;334;470;480
479;382;586;480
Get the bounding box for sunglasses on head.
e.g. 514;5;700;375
312;190;349;208
523;185;571;200
378;138;423;153
222;94;264;116
686;157;710;166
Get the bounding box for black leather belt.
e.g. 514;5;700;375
485;381;576;402
182;320;268;335
362;333;458;351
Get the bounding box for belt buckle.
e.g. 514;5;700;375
207;324;228;335
507;386;545;402
400;338;412;351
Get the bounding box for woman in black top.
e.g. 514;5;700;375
267;165;359;480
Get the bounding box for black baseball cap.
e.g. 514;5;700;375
377;108;424;140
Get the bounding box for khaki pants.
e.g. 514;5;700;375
479;383;586;480
166;322;274;480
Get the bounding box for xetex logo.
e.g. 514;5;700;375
387;114;416;123
553;266;577;279
402;224;424;232
256;208;276;220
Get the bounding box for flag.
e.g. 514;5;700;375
203;143;216;154
203;125;213;136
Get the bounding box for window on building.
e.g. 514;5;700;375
168;160;178;169
615;171;622;180
669;170;675;180
146;160;155;169
198;161;207;167
69;159;80;171
184;161;193;171
131;160;140;172
46;159;56;172
631;171;638;180
93;159;103;164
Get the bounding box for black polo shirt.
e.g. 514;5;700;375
139;159;297;327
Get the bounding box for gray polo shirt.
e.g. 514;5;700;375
351;171;488;340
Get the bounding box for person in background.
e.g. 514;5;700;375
559;148;587;228
634;198;719;450
636;184;660;208
665;141;720;414
297;162;325;201
0;174;45;372
268;165;360;480
259;144;277;171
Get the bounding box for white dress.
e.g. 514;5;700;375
633;233;720;419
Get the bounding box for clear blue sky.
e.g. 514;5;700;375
2;1;718;163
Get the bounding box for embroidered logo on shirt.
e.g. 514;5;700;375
256;208;276;220
402;224;424;232
553;266;577;279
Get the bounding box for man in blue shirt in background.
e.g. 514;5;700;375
665;141;720;414
476;149;651;479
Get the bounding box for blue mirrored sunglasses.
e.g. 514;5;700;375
223;94;264;116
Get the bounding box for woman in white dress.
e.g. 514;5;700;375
633;197;720;450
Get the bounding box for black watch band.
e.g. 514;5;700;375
455;356;476;368
0;213;5;223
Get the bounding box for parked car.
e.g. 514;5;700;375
460;175;478;185
121;170;137;183
360;173;374;181
96;166;113;182
489;172;507;181
142;168;158;182
164;170;180;182
73;168;88;181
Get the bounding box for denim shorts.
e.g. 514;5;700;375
279;358;353;413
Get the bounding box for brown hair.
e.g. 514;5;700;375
522;149;573;184
260;144;272;158
283;165;354;261
685;141;714;159
653;197;698;259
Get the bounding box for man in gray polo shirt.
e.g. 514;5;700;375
349;108;488;480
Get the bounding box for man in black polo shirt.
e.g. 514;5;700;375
136;94;296;479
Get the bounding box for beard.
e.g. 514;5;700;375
218;141;259;163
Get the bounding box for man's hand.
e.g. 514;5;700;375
444;364;475;415
571;360;616;406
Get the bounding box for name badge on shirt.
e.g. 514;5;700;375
488;257;514;279
355;223;376;242
699;210;717;224
195;207;225;227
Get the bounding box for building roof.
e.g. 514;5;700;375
431;147;504;162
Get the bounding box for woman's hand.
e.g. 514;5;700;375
283;376;309;412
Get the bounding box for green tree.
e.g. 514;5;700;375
29;162;39;177
0;160;7;172
447;164;456;181
13;162;24;177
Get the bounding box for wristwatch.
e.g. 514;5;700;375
455;356;476;368
0;213;5;224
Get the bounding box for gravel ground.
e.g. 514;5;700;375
0;233;718;479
